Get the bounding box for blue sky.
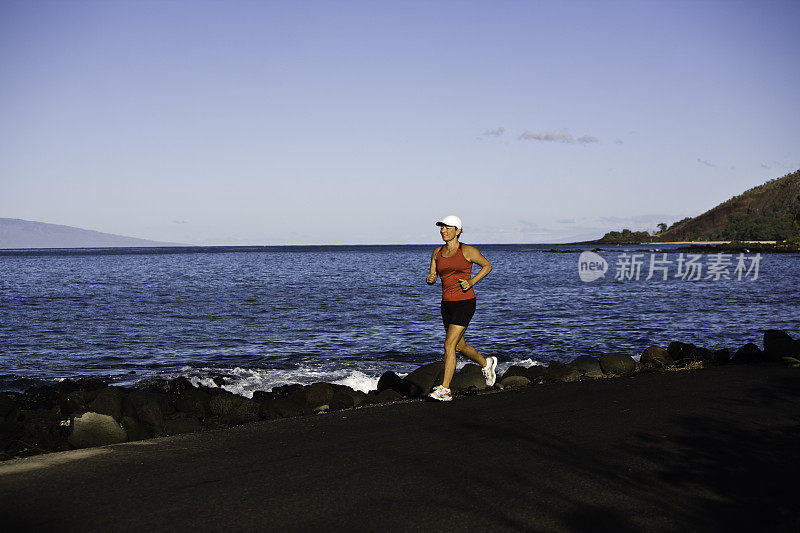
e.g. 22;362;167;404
1;0;798;244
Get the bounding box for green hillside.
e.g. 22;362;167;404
595;169;800;243
654;169;800;242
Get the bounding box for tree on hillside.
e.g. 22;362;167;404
667;217;692;231
597;228;652;243
707;213;800;241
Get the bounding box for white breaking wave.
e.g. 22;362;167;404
331;370;381;393
170;365;381;398
502;357;546;368
454;356;545;373
158;354;547;399
494;357;547;376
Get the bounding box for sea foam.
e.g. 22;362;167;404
146;354;548;399
173;365;381;398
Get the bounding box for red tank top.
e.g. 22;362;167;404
436;243;476;301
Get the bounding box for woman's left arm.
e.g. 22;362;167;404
458;245;493;290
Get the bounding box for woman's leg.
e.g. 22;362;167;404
456;336;487;368
442;324;466;389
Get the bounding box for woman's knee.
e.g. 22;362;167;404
444;339;459;352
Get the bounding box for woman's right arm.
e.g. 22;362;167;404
426;248;438;284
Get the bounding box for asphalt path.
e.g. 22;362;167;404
1;363;799;532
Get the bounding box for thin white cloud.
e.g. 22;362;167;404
518;129;600;144
481;127;505;137
595;214;680;231
518;129;575;143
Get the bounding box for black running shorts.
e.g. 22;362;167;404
441;298;476;328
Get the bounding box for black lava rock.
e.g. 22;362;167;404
710;348;731;365
252;390;276;402
260;398;305;419
572;355;603;378
693;347;714;365
546;361;581;382
329;391;356;411
499;375;531;388
503;365;547;383
501;365;529;381
404;362;444;396
136;401;166;435
0;394;20;421
302;382;335;409
68;412;127;449
19;386;60;410
122;391;175;419
168;376;195;393
640;346;673;369
599;353;636;376
450;369;487;392
60;390;87;416
173;388;212;419
733;343;764;363
764;330;800;360
89;388;125;422
54;378;106;396
333;388;367;408
374;389;403;403
121;415;153;441
460;363;484;376
272;384;304;399
667;341;695;362
19;409;63;452
208;394;260;425
377;371;420;397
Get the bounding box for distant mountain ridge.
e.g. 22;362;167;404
653;169;800;242
0;218;185;249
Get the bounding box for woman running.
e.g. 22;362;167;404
426;215;496;402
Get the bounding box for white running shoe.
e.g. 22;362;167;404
482;356;498;387
428;385;453;402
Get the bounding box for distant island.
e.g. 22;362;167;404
0;218;185;249
585;169;800;249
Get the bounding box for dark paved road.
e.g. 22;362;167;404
1;364;799;532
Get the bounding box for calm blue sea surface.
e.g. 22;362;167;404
1;244;797;395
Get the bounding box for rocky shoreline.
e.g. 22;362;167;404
2;329;798;461
569;241;800;253
675;242;800;254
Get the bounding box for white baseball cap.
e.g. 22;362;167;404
435;215;463;230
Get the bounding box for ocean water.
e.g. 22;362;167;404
1;244;797;396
